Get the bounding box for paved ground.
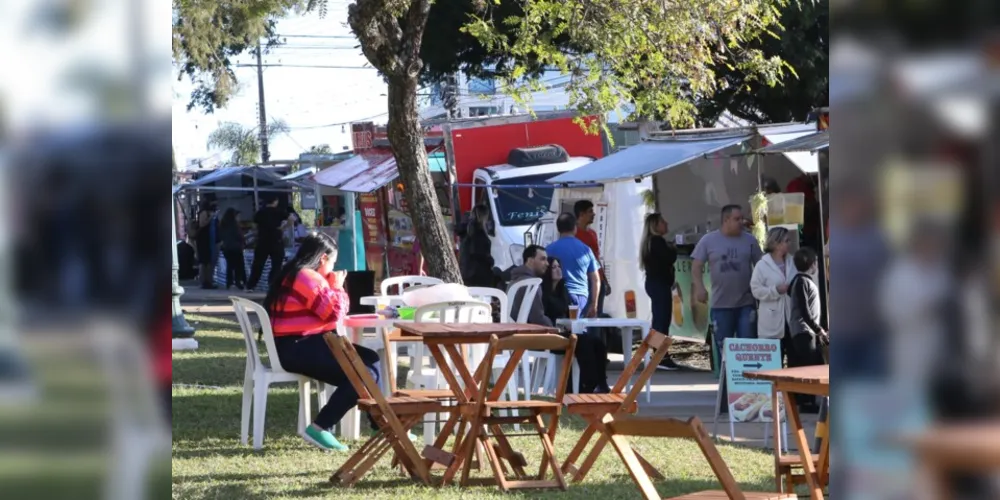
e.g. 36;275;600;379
177;292;820;452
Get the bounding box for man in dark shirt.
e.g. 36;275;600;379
246;197;291;290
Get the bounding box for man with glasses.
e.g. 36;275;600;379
692;205;763;353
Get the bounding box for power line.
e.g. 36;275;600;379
289;111;390;130
268;45;360;50
275;34;356;39
234;63;376;70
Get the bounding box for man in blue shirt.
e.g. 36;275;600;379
546;213;601;318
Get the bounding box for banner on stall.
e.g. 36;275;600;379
723;338;782;423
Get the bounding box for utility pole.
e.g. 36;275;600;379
256;43;270;163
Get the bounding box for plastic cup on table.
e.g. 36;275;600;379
568;305;579;320
376;297;390;319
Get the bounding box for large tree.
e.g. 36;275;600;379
175;0;793;281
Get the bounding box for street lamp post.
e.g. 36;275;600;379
172;191;195;338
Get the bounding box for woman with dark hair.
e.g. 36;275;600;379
219;208;246;290
195;199;219;289
542;258;610;393
541;258;571;324
263;233;379;452
459;204;496;287
639;213;680;369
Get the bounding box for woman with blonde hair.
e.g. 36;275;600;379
750;227;796;342
640;212;677;336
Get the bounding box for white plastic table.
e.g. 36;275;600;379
358;295;406;307
556;317;653;402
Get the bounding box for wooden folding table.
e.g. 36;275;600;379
394;322;558;487
900;422;1000;500
745;365;829;500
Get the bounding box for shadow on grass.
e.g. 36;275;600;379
179;470;319;484
188;316;242;332
172;389;301;442
172;354;249;388
189;482;278;500
284;475;742;499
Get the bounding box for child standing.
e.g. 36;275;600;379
787;247;827;413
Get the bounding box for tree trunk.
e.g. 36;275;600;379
385;74;463;283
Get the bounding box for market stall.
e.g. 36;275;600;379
311;140;452;289
175;165;317;291
544;123;819;341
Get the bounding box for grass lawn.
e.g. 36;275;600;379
172;314;788;499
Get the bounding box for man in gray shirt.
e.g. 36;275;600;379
692;205;763;354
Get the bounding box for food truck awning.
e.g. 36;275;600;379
755;130;829;154
312;150;448;193
759;129;823;174
281;167;317;181
312;152;395;192
547;133;752;184
179;165;312;191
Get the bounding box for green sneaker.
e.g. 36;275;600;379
303;426;348;452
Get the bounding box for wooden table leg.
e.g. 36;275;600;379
771;386;784;492
817;407;830;487
782;390;823;500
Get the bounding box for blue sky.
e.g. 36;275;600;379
172;5;389;169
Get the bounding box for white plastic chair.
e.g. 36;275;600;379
504;279;581;396
91;320;170;500
407;300;492;445
380;275;443;295
231;297;330;450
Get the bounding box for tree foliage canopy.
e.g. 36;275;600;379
206;119;289;165
307;144;334;155
696;0;828;125
462;0;794;131
172;0;309;113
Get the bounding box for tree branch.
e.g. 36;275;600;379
401;0;431;77
348;0;404;76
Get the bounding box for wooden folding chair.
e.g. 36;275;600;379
603;414;797;500
560;329;673;483
456;333;577;492
322;333;443;487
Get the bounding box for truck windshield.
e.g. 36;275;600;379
492;174;558;227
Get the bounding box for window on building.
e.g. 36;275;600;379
467;78;496;95
468;106;500;117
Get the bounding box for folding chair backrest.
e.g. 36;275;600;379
231;296;289;374
414;300;492;324
611;329;672;407
466;287;510;323
381;275;444;295
505;278;542;323
480;334;577;403
322;333;376;402
604;415;744;500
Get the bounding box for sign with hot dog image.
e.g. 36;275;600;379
724;339;782;423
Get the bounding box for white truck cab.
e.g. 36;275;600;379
469;148;593;273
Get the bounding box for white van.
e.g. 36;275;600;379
469;150;594;273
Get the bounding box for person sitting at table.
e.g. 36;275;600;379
537;256;610;394
263;233;380;452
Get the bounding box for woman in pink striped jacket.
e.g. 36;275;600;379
263;233;380;452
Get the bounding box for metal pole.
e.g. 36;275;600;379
172;192;195;338
256;43;270;163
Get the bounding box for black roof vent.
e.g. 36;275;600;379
507;144;569;168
